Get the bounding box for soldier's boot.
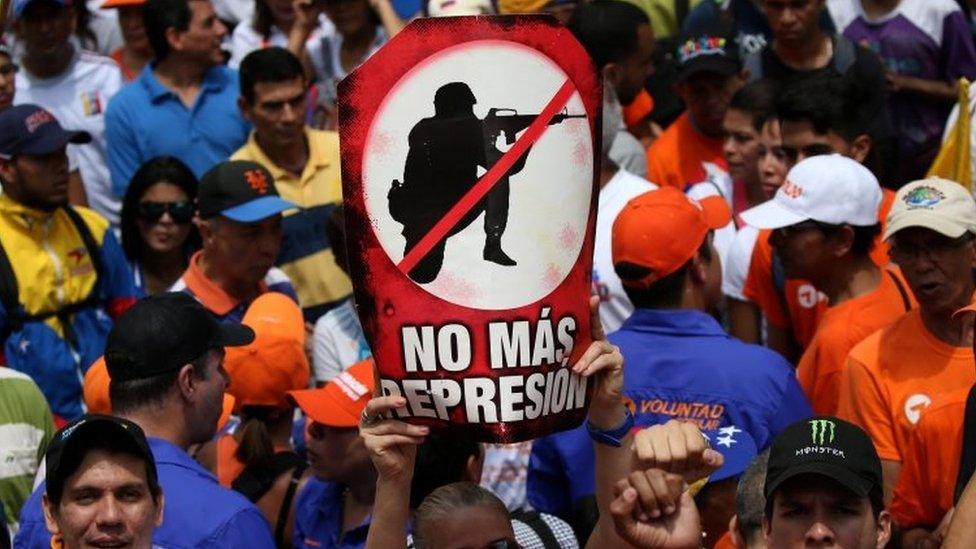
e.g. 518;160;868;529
484;234;516;266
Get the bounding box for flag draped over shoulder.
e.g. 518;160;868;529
928;78;973;192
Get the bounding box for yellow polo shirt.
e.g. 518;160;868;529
232;128;351;320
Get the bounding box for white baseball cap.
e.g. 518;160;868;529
883;177;976;240
740;155;882;229
427;0;495;16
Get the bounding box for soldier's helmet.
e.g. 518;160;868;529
434;82;477;115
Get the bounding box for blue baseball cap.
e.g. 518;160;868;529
702;425;758;483
12;0;70;18
198;160;297;223
0;104;90;159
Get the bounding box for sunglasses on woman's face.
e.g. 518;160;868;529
137;201;195;224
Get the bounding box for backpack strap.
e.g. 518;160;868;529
232;451;305;503
510;509;561;549
275;460;308;547
955;384;976;502
831;35;857;74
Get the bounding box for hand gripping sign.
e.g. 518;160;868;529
339;15;600;442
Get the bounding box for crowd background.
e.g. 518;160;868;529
3;0;976;547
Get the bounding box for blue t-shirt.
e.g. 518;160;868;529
527;309;812;518
293;478;371;549
105;65;250;198
15;438;275;549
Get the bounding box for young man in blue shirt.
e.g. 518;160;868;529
16;293;277;549
527;188;812;535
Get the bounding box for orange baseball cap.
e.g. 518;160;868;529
83;357;112;415
225;293;309;412
288;359;375;428
83;355;236;429
623;89;654;129
101;0;145;8
612;187;731;288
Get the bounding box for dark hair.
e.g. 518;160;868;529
730;79;780;131
410;429;480;509
776;76;866;143
142;0;192;61
815;222;880;257
735;450;769;546
46;429;162;507
414;482;509;549
619;237;714;309
73;0;99;52
239;47;306;104
234;405;293;468
252;0;276;40
326;205;348;275
110;351;211;414
567;0;649;69
119;156;201;264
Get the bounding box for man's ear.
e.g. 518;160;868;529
850;134;873;164
830;225;856;258
602;63;621;94
237;96;253;122
690;250;708;285
176;362;197;402
729;514;744;548
464;444;485;482
42;493;61;537
0;158;15;185
164;26;183;55
154;491;165;527
761;514;773;542
875;510;893;549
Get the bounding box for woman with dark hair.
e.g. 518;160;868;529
226;0;334;69
119;156;201;295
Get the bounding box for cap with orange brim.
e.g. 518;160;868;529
225;293;309;412
611;187;731;289
83;355;236;431
101;0;145;8
288;359;375;428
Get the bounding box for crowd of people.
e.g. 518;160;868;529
3;0;976;547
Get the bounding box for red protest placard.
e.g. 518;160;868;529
339;15;600;442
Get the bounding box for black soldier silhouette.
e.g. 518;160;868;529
389;82;584;284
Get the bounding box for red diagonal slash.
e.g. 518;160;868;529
397;78;578;274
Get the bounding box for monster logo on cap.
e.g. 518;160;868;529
809;418;836;446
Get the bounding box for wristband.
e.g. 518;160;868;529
586;407;634;447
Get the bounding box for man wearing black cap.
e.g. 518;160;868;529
172;159;300;323
0;104;137;422
40;415;162;549
16;292;276;549
646;27;745;191
762;416;892;548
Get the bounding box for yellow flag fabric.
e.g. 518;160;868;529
928;78;972;192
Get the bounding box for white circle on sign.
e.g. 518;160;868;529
362;39;593;310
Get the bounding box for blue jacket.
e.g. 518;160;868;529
293;478;371;549
16;437;274;549
528;309;812;518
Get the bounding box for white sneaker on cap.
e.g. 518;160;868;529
883;177;976;241
740;154;882;229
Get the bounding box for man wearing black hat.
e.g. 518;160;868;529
16;292;276;549
0;104;137;422
172;159;299;323
40;415;162;549
646;27;745;191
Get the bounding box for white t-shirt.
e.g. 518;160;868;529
686;180;737;283
15;50;124;225
226;16;335;69
593;169;657;333
310;26;386;90
723;224;760;301
312;298;371;383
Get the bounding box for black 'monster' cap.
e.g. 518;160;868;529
105;292;254;382
765;416;883;499
197;160;296;222
46;415;158;502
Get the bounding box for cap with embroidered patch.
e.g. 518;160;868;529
198;160;297;222
740;155;882;230
765;416;882;499
612;187;731;289
288;359;375;427
0;104;90;159
675;21;739;83
883;177;976;240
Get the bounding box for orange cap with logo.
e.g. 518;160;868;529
611;187;731;289
225;292;309;412
288;359;375;428
83;355;236;430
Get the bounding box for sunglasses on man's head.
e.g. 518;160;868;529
137;201;195;224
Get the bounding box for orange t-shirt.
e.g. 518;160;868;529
797;268;914;415
712;530;736;549
890;387;966;529
838;309;976;462
741;189;896;349
646;112;727;190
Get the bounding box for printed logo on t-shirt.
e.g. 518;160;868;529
904;393;932;424
903;186;945;209
796;284;824;309
80;91;103;116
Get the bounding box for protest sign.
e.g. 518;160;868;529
339;15;600;442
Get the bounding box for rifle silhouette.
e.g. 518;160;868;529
484;107;586;145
